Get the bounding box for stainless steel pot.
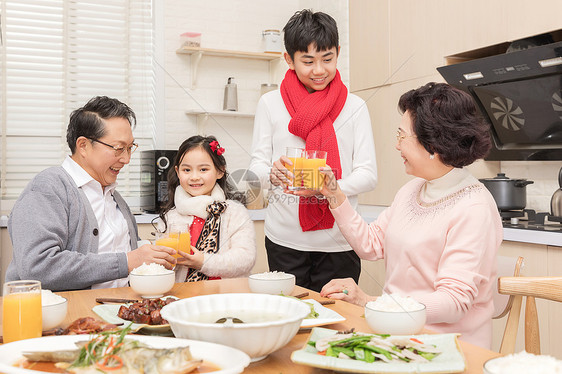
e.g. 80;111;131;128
479;173;534;211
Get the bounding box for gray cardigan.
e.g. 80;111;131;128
6;166;138;291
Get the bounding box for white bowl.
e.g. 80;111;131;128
248;273;296;295
364;303;426;335
161;293;310;361
483;352;562;374
42;298;68;331
129;271;175;298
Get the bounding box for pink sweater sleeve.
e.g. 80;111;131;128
330;198;388;261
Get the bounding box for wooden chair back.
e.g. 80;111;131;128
493;256;524;319
498;276;562;355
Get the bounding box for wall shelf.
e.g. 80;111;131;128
176;46;282;60
176;46;283;88
185;109;255;118
185;110;254;132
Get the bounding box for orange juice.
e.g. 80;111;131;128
177;231;191;256
301;157;326;190
2;292;42;343
285;157;305;189
155;236;179;252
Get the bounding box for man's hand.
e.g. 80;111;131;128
127;244;177;272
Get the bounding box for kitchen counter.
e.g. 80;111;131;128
2;205;561;247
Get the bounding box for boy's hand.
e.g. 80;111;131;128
270;156;292;187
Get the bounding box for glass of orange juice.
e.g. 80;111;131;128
162;224;191;258
302;150;327;190
155;231;179;257
2;280;42;343
284;147;304;190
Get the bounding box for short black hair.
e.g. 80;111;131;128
283;9;339;60
398;82;492;168
66;96;136;154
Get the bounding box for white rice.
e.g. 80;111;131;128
250;271;294;280
366;293;424;312
41;290;66;306
131;262;171;275
485;351;562;373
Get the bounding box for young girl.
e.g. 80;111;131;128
157;135;256;282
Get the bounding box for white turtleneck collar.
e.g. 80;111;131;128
420;168;479;202
174;184;226;219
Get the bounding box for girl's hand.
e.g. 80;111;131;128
270;156;292;187
175;245;204;270
319;278;373;307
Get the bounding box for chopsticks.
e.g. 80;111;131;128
293;291;335;305
96;297;139;304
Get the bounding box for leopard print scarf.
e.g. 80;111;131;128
185;201;228;282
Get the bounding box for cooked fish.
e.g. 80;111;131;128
55;346;202;374
24;338;202;374
22;349;79;363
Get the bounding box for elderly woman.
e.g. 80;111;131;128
316;82;502;349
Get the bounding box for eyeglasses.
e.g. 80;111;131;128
396;129;417;143
88;138;138;157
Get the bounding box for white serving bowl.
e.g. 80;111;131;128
248;272;296;295
364;302;426;335
129;271;175;298
42;297;68;331
161;293;310;361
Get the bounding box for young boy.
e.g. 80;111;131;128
248;9;377;292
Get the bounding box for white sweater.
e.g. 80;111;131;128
249;89;378;252
159;188;256;282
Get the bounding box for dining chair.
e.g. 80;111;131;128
493;256;524;319
492;256;524;355
498;276;562;355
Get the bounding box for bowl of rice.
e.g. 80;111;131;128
365;293;426;335
41;290;68;331
248;271;296;295
484;351;562;373
129;263;175;298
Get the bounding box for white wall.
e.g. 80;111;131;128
160;0;349;174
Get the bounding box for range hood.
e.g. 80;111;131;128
437;32;562;161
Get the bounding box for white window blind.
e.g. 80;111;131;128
0;0;156;209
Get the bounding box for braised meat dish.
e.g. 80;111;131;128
117;298;177;325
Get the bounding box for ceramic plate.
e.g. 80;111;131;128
300;299;346;328
92;296;178;335
291;327;466;373
0;334;250;374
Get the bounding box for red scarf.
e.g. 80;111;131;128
281;69;347;232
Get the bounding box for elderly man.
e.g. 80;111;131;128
6;96;176;291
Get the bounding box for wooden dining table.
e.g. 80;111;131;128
1;278;500;373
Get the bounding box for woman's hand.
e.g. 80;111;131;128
319;278;373;307
175;245;204;270
270;156;292;188
287;165;346;207
127;244;177;271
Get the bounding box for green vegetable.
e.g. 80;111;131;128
70;324;134;368
281;295;318;318
314;333;441;364
419;351;438;361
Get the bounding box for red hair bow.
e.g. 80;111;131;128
209;140;225;156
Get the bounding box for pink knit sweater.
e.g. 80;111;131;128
331;169;502;348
